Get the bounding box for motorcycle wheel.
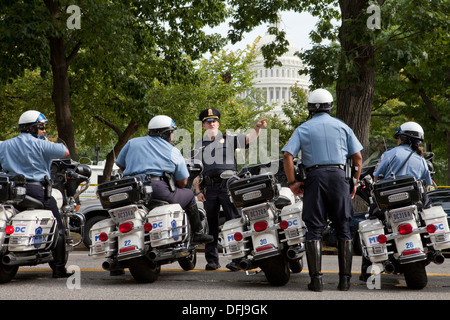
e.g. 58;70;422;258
178;249;197;271
0;262;18;284
128;257;160;283
259;255;290;286
402;260;428;290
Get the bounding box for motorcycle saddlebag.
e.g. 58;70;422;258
228;173;278;208
373;175;422;209
97;177;143;210
0;174;26;202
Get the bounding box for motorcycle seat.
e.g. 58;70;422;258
15;195;45;211
274;195;292;209
146;199;170;210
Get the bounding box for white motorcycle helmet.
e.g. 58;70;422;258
307;88;334;114
394;121;424;143
18;110;49;136
148;115;177;142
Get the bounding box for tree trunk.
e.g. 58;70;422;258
337;0;375;161
95;118;140;182
45;0;78;159
48;36;77;159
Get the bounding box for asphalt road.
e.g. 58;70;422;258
1;250;449;304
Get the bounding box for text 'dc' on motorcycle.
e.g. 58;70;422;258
0;159;90;283
219;160;306;286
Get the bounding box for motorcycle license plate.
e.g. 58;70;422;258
246;206;269;221
390;208;413;223
112;206;137;223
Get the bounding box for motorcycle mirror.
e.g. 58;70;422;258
220;170;236;179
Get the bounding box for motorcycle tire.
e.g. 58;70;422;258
289;258;303;274
0;262;18;284
128;257;160;283
178;249;197;271
402;260;428;290
259;255;290;286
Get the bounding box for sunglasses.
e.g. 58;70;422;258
37;125;46;131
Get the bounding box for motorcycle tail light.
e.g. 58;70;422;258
119;246;136;253
398;223;413;235
402;249;422;256
279;220;289;230
427;224;437;234
119;222;134;233
234;232;243;242
256;244;275;252
5;225;14;235
377;234;387;244
253;221;268;232
144;223;153;232
99;232;108;242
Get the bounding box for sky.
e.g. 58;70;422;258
208;11;321;54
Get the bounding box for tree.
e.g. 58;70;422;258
376;1;450;184
0;0;228;158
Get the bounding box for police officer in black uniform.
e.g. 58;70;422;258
194;108;267;270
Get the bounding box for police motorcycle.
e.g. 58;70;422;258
219;159;306;286
89;159;207;283
0;159;90;283
357;168;450;289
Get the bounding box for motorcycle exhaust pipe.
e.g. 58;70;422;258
148;250;158;260
432;253;445;265
384;261;395;274
102;259;116;271
286;246;303;260
239;259;254;270
2;253;15;265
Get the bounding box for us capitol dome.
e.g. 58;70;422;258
239;28;310;119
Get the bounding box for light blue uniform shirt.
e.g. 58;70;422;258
116;135;188;181
281;112;363;168
373;144;433;187
0;133;67;181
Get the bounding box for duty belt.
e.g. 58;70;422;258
148;175;163;181
26;181;45;186
305;164;344;173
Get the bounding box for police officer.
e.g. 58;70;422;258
373;121;433;188
0;110;71;278
115;115;213;244
193;108;267;271
282;89;363;291
360;121;434;280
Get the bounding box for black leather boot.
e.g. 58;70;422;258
185;204;214;244
306;240;323;292
337;240;353;291
52;230;74;278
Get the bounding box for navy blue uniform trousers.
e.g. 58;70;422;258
302;167;353;241
26;184;63;229
203;182;240;265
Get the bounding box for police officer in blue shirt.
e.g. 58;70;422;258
360;121;434;281
0;110;71;278
115;115;213;244
373;121;433;189
193;108;267;271
282;89;363;291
